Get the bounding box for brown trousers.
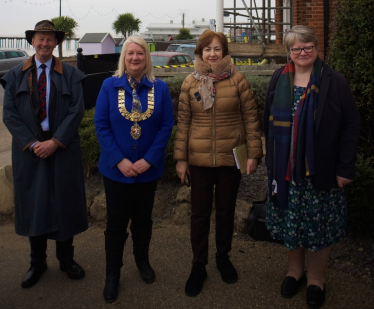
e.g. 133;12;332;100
189;165;242;266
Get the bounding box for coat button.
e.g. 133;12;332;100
133;145;137;149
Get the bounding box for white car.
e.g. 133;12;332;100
0;49;29;77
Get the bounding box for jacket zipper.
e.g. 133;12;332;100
212;90;216;167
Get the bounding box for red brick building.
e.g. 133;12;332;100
275;0;338;59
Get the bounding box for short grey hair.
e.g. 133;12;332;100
283;25;318;52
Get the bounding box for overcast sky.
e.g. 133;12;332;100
0;0;224;37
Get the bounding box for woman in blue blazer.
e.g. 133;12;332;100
94;36;174;303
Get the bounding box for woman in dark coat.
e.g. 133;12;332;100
264;25;360;308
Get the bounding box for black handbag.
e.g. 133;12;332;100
247;198;283;244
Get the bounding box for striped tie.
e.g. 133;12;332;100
38;64;47;123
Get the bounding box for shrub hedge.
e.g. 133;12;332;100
327;0;374;235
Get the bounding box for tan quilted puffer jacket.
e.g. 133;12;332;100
173;56;262;167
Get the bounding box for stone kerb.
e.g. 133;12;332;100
0;165;14;215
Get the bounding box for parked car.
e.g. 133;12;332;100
166;44;180;52
175;44;196;62
0;49;29;77
150;52;193;66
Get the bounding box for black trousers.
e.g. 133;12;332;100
103;176;158;258
29;236;74;265
189;165;242;266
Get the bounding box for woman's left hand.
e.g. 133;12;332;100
246;158;258;175
336;176;353;188
132;159;151;175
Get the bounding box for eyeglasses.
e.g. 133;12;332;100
290;46;314;55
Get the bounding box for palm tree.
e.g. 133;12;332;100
51;16;78;59
112;13;141;39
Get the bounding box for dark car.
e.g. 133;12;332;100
0;49;29;77
175;44;196;62
150;52;193;67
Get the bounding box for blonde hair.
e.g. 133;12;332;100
114;36;155;82
283;25;318;53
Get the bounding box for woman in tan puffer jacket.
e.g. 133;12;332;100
173;30;262;297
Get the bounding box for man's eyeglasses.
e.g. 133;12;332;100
290;46;314;55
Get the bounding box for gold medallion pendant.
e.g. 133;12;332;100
118;86;155;140
130;123;142;140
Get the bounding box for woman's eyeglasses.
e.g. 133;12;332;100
290;46;314;55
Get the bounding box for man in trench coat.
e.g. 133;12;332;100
1;20;88;288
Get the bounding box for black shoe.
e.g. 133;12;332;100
103;273;120;303
21;261;47;288
281;273;307;298
185;264;207;297
306;285;326;309
60;259;85;280
216;254;238;284
135;259;155;283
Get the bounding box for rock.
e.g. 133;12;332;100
234;199;251;235
0;165;14;215
176;186;191;203
90;192;107;221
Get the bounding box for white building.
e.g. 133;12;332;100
141;19;211;40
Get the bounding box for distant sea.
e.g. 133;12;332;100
1;36;80;57
23;46;78;58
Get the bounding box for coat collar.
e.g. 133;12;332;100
112;73;154;91
22;55;63;74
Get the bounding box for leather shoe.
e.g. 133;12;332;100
60;259;85;280
281;273;306;298
216;254;238;284
103;274;120;303
21;261;47;288
136;259;155;283
306;285;326;309
185;264;207;297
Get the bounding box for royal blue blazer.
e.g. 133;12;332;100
94;74;174;183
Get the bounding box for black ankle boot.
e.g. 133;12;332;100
103;232;127;303
103;270;120;303
135;258;155;283
185;264;207;297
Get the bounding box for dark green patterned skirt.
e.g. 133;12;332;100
266;177;347;251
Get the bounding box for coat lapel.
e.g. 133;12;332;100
315;67;331;136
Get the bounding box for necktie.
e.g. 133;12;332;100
38;64;47;123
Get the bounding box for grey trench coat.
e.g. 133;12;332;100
1;56;88;240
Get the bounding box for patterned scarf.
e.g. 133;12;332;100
126;71;144;113
268;58;323;209
193;55;234;111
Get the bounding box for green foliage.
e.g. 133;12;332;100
113;13;141;39
176;28;193;40
346;154;374;235
51;16;78;58
79;108;100;178
162;75;188;124
244;74;271;132
161;126;178;182
326;0;374;156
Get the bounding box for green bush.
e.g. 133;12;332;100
79;108;100;178
327;0;374;156
327;0;374;234
161;126;178;182
346;154;374;235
